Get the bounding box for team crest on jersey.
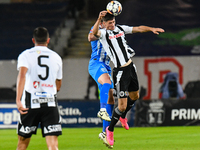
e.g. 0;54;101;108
101;68;107;73
36;50;41;54
33;81;40;89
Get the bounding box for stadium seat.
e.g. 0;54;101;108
0;2;69;60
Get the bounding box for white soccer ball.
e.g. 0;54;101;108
106;1;122;16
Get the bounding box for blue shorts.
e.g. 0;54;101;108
88;59;114;89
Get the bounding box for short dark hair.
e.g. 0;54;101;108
102;13;115;22
33;27;49;44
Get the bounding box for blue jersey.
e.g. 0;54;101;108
89;26;110;66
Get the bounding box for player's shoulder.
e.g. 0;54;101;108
18;47;34;58
116;24;130;29
99;28;106;34
47;48;62;62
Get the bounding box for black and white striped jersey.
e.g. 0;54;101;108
99;25;134;68
17;46;63;109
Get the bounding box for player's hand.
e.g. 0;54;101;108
98;11;107;20
152;28;165;35
16;101;29;115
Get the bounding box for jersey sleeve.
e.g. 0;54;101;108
57;56;63;80
17;51;29;70
99;29;106;39
120;25;133;34
89;26;94;34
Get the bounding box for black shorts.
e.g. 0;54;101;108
113;62;139;98
17;107;62;138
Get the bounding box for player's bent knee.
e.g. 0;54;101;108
118;105;126;112
129;91;139;100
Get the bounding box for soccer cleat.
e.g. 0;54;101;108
106;127;114;146
119;117;129;130
97;110;111;121
99;132;113;149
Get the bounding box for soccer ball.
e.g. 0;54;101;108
106;1;122;16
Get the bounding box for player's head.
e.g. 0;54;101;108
102;13;115;30
100;19;105;29
32;27;50;46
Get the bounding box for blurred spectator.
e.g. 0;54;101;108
159;72;185;99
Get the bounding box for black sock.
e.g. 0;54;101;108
108;107;123;132
121;97;136;119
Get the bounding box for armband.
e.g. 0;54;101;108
94;34;100;38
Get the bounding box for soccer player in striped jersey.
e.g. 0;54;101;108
16;27;63;150
92;11;165;147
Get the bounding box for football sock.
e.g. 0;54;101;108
103;104;114;132
121;97;136;119
100;83;111;109
108;107;124;132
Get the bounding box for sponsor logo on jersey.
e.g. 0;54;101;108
35;92;52;97
41;83;53;88
32;97;55;104
44;124;62;134
101;67;107;73
109;32;124;39
119;91;129;97
33;81;40;89
19;125;37;134
125;91;129;96
36;50;41;54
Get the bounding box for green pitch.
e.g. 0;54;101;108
1;126;200;150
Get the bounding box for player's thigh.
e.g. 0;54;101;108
89;61;109;81
45;135;58;148
17;135;31;149
108;89;114;104
40;107;62;137
88;61;102;81
17;109;40;138
128;64;139;100
98;73;111;84
113;67;129;99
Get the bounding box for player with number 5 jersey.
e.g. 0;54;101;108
16;27;63;150
17;42;62;109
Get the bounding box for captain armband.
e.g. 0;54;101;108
94;34;100;38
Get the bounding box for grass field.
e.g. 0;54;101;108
1;126;200;150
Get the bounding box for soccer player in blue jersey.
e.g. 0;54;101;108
88;22;115;148
88;21;135;148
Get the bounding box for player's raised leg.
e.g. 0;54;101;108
120;90;139;129
100;89;114;147
119;96;137;130
106;97;127;146
97;73;112;121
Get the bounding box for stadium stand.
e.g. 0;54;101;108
0;2;71;60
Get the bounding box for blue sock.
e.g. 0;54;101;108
103;104;114;132
100;83;111;109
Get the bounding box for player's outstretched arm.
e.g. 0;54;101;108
16;67;29;114
132;26;165;34
92;11;107;37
